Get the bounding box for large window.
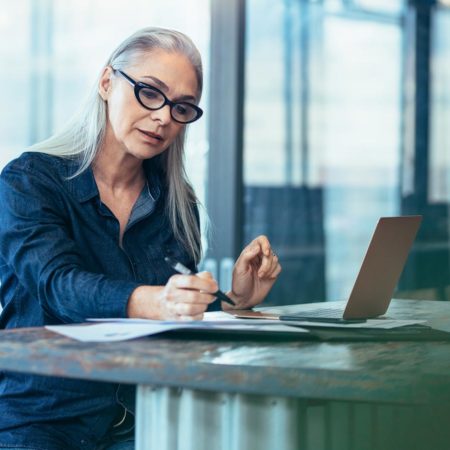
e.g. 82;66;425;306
243;0;450;305
430;6;450;203
0;0;210;207
4;0;450;305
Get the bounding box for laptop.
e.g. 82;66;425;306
233;216;422;323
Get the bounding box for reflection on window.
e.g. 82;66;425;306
0;3;31;165
430;8;450;203
244;0;406;304
353;0;405;15
0;0;210;211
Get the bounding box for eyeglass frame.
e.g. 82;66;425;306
113;69;203;124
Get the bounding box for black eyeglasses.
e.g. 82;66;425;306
114;69;203;124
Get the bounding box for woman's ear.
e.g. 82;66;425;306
98;66;114;101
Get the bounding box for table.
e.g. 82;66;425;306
0;299;449;450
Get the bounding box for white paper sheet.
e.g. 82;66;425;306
46;323;183;342
49;312;428;342
46;319;309;342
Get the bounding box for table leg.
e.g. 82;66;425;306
135;385;450;450
135;385;305;450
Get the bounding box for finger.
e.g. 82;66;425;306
267;262;282;280
168;274;218;294
258;253;278;278
236;242;269;278
251;235;271;257
238;242;262;266
196;271;214;280
164;299;207;319
268;254;279;274
178;313;204;321
164;288;216;305
239;235;274;267
258;252;274;277
256;243;278;277
174;302;209;316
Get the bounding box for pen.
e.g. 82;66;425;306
164;256;236;306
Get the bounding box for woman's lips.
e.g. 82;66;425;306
138;129;163;141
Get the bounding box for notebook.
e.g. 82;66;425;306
234;216;422;323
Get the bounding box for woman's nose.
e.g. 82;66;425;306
150;105;172;124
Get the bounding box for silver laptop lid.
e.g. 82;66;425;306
343;216;422;320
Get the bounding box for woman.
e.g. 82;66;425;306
0;27;281;449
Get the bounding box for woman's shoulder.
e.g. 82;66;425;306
1;152;75;179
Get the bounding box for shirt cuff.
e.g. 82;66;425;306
96;280;143;319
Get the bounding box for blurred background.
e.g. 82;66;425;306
1;0;449;306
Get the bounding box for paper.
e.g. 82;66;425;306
207;310;426;329
46;317;309;342
46;322;183;342
46;307;427;342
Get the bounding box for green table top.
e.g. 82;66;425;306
0;299;449;405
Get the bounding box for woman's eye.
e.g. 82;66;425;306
141;89;159;100
174;104;188;116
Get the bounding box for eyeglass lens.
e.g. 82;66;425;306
138;86;199;123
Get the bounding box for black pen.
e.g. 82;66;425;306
164;256;236;306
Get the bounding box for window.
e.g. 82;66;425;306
244;0;410;304
0;0;210;209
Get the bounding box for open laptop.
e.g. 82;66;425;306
233;216;422;323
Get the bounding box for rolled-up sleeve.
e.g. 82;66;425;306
0;160;141;323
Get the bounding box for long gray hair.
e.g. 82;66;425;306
30;27;203;263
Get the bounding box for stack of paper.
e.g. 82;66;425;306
45;311;430;342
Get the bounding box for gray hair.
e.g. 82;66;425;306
30;27;204;262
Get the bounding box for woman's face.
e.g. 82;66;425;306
99;49;199;161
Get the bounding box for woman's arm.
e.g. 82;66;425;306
0;162;142;322
0;159;218;322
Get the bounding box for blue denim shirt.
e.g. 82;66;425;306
0;152;218;449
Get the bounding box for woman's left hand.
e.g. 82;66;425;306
224;235;281;310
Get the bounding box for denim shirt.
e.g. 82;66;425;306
0;152;218;449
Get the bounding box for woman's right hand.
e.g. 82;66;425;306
127;271;219;321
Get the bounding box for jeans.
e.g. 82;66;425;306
101;441;135;450
0;408;135;450
0;445;135;450
0;439;134;450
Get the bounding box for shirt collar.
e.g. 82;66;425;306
66;159;99;202
65;157;163;204
64;159;99;203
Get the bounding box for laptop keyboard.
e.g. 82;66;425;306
287;308;344;319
